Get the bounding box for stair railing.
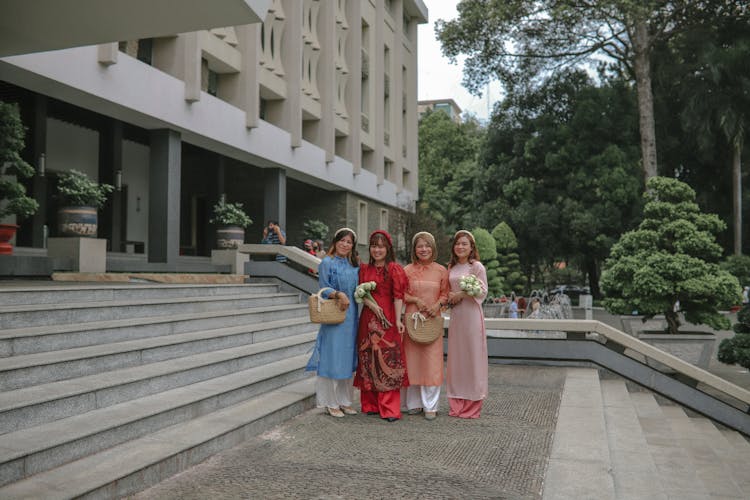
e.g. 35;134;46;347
446;316;750;436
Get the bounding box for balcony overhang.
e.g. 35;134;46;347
0;0;270;57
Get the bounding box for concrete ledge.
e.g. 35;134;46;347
52;272;248;283
47;238;106;273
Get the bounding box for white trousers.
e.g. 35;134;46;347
315;376;354;409
404;385;441;412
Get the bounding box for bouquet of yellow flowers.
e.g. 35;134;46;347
354;281;376;303
459;274;483;297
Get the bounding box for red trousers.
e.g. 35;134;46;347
360;389;401;419
448;397;483;419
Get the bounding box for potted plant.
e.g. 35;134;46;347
0;101;39;254
210;199;252;248
56;169;114;237
601;177;741;369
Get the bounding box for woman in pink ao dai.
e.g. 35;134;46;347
446;230;488;418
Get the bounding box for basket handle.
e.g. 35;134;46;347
410;311;427;330
314;287;336;313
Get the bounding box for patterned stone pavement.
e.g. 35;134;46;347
131;365;565;500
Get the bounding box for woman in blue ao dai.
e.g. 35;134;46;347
305;228;360;418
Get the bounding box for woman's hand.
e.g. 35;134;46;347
415;298;427;311
396;316;405;334
426;302;442;318
448;291;465;306
364;298;392;329
335;292;350;311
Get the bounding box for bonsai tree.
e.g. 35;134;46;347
209;199;252;228
472;227;503;297
718;305;750;369
303;219;328;241
601;176;741;334
56;169;114;208
492;222;525;295
0;101;38;220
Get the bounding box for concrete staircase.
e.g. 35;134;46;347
543;368;750;500
0;282;317;499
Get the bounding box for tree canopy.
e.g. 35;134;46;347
436;0;750;180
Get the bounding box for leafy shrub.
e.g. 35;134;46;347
0;101;38;219
303;219;328;240
210;200;252;228
718;304;750;369
56;170;114;208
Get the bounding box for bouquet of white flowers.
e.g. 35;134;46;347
459;274;483;297
354;281;376;303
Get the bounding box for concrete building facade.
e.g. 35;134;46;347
0;0;428;273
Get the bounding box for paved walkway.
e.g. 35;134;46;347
131;365;566;500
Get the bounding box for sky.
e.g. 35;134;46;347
417;1;503;121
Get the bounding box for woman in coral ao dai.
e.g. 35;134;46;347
305;228;360;418
446;230;488;418
403;232;449;420
353;230;408;421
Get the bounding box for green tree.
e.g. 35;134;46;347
418;110;484;235
492;222;524;294
436;0;748;181
676;19;750;255
0;101;38;220
601;177;741;334
472;227;502;296
478;71;642;296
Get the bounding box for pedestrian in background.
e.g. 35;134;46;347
261;220;287;262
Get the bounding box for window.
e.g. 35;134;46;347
358;201;368;241
380;209;388;231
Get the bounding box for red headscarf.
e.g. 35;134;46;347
369;229;393;247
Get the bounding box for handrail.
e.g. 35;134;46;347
468;317;750;407
238;244;321;271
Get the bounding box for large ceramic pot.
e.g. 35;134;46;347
58;206;98;237
0;223;19;255
216;226;245;249
637;330;716;372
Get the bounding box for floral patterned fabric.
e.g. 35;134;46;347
353;262;409;392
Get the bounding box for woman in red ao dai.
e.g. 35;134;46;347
353;230;408;421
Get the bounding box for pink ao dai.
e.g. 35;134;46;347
446;261;488;401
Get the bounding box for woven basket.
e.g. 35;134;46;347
308;287;346;324
406;312;444;344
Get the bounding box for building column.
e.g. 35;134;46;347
281;0;302;147
29;94;48;248
373;1;385;185
98;118;124;251
148;129;181;268
344;0;362;173
263;168;286;230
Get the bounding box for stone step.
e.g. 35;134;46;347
719;428;750;456
0;377;316;499
629;391;710;499
660;405;744;498
0;283;279;306
0;303;309;356
0;292;302;328
0;332;316;435
691;417;750;491
0;355;311;486
0;317;314;390
542;368;615;500
600;380;666;500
